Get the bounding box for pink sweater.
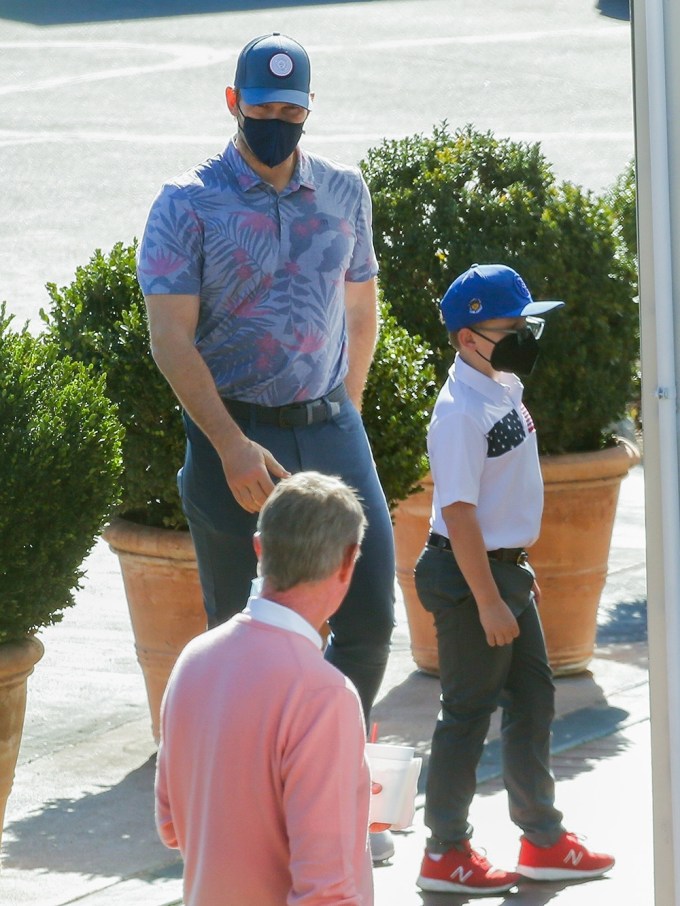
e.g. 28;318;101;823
155;613;373;906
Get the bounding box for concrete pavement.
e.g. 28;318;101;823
1;462;650;904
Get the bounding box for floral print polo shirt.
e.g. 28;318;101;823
137;140;379;405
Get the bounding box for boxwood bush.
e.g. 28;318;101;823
605;157;637;281
41;241;187;529
0;306;123;643
362;124;639;454
363;295;435;510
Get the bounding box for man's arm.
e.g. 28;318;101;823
283;687;371;905
344;278;378;411
442;501;519;647
145;294;289;513
154;740;179;850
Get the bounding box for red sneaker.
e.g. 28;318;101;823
417;840;521;895
517;831;615;881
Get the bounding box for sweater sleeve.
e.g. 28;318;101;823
281;684;371;906
154;739;179;850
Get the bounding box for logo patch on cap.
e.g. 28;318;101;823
514;274;531;298
468;299;483;315
269;53;294;78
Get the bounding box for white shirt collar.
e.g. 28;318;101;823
452;353;523;405
244;596;323;649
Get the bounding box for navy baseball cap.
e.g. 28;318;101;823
440;263;564;332
234;33;312;110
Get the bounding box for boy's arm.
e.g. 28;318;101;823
442;501;520;647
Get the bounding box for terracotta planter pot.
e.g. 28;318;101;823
393;443;640;676
104;518;206;743
393;475;438;675
529;442;641;674
0;636;44;848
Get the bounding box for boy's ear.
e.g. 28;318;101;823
457;326;477;351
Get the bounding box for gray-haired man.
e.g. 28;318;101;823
156;472;383;905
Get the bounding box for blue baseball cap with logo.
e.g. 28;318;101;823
440;263;564;332
234;33;312;110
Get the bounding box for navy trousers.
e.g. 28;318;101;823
415;545;565;848
178;396;395;720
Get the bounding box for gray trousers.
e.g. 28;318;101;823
415;545;565;848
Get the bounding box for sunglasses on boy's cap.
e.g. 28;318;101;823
440;263;564;332
234;33;312;110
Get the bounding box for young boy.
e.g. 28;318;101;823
415;263;614;896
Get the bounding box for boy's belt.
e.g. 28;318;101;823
427;532;529;566
223;384;347;428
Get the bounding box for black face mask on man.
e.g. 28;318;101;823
237;105;305;169
472;327;540;376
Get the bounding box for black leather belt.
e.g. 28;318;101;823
427;532;529;566
223;384;347;429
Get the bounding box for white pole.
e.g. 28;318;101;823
632;0;680;901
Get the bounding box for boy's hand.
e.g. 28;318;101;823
478;599;520;647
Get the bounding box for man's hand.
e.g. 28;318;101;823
221;436;290;513
478;598;520;647
369;781;391;833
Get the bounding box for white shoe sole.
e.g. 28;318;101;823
417;875;518;894
517;863;614;881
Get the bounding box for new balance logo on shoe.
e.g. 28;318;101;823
564;849;583;867
449;866;474;883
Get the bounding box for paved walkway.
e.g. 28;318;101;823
2;463;650;904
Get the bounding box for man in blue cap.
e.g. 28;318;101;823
137;34;395;859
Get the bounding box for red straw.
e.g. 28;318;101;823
370;722;378;743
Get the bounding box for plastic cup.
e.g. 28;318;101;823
365;742;422;830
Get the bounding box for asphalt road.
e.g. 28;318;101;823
0;0;633;329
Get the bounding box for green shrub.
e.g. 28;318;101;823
363;296;435;510
605;158;637;264
41;241;187;529
604;158;640;413
0;306;123;643
362;124;639;454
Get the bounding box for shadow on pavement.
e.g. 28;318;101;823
2;756;174;877
595;0;630;21
0;0;382;26
370;665;635;797
596;597;647;645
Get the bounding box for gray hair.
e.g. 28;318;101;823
256;471;366;591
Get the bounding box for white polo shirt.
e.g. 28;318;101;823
428;355;544;550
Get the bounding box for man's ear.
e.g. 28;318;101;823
338;543;360;582
226;86;238;116
253;532;262;560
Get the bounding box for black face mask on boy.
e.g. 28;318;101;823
471;326;541;376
